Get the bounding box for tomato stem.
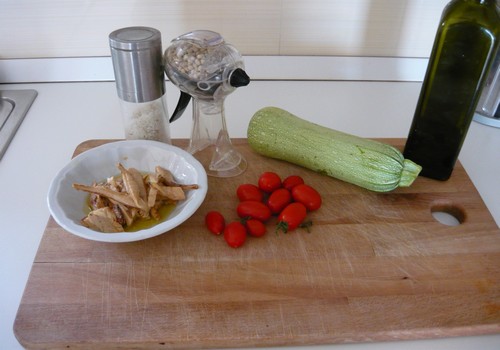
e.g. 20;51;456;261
299;220;313;233
239;216;252;225
275;221;289;234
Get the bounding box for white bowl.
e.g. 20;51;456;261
47;140;207;242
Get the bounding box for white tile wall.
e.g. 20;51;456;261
0;0;449;59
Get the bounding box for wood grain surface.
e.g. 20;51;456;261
14;139;500;349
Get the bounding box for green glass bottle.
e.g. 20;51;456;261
403;0;500;180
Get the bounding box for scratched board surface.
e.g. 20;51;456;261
14;139;500;349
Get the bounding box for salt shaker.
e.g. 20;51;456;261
109;27;171;143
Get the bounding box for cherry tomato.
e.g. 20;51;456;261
224;222;247;248
258;172;282;193
291;184;322;211
245;219;267;237
276;202;308;233
282;175;305;190
205;211;225;235
266;188;292;214
237;201;272;222
236;183;263;202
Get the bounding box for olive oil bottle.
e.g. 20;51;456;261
403;0;500;180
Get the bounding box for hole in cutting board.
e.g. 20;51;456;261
431;203;465;226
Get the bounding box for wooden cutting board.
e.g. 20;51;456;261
14;139;500;349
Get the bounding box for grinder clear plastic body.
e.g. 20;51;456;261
164;30;250;177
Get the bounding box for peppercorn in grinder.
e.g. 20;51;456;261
164;30;250;177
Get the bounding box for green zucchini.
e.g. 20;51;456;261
247;107;421;192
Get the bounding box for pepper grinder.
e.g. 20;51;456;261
164;30;250;177
109;27;171;143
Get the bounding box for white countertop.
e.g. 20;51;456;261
1;79;499;349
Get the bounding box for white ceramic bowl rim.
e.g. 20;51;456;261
47;140;207;243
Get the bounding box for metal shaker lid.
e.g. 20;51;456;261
109;27;165;103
